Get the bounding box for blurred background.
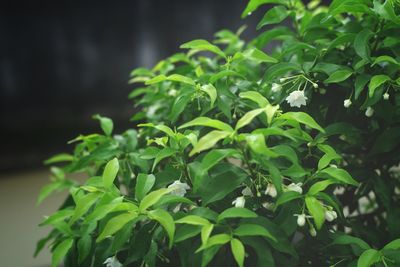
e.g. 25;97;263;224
0;0;263;266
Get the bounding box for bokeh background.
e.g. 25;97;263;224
0;0;263;266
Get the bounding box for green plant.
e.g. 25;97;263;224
36;0;400;266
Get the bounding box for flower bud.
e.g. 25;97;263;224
365;107;374;117
313;83;318;88
297;214;306;227
343;99;352;108
309;227;317;237
271;83;282;93
265;184;277;198
325;210;337;222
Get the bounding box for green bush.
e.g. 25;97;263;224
36;0;400;266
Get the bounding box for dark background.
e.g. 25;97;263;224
0;0;265;172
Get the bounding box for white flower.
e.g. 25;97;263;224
325;210;337;222
168;180;190;197
271;83;282;92
241;187;253;196
383;92;389;100
343;99;352;108
285;90;308;107
365;107;374;117
264;184;277;198
232;196;245;208
286;183;303;194
104;256;122;267
296;214;306;227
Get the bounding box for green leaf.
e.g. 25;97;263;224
217;207;258;222
368;75;391;97
231;239;245;267
135;173;156;201
318;167;359;186
357;249;380;267
180;39;226;58
37;181;64;205
201;149;238;171
152;147;176;171
190;130;231;156
77;235;92;264
148;209;175;248
176;215;210;226
308;180;336;196
383;239;400;250
44;153;74;165
197;234;231;252
275;191;302;208
305;196;325;230
234;224;276;242
317;144;341;170
93;114;113;136
52;238;74;267
138;123;176;138
235;108;266;130
243;48;278;63
96;212;137;242
257;6;289;29
241;0;286;18
145;74;167;85
200;84;217;107
179;117;234;132
324;69;353;83
239;91;270;107
372;55;400;67
201;223;214;244
167;74;195;86
210;70;244;84
355;74;371;100
332;235;371;250
246;133;278;158
102;158;119;189
354;29;373;61
279;112;325;132
70;192;100;224
139;188;173;212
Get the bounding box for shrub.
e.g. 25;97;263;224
36;0;400;266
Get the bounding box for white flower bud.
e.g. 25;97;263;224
383;92;389;100
365;107;374;117
297;214;306;227
286;183;303;194
279;78;286;82
325;210;336;222
343;99;352;108
232;196;245;208
309;227;317;237
271;83;282;93
313;83;318;88
265;184;277;198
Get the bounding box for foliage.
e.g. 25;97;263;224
37;0;400;266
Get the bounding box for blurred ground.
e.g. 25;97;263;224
0;170;85;267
